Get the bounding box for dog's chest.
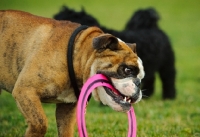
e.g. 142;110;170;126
41;88;77;103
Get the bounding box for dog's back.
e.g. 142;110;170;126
0;10;79;92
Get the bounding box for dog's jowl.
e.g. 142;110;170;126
0;10;144;136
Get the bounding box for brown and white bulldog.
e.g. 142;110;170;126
0;10;144;137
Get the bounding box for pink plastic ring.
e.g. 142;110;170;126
76;74;137;137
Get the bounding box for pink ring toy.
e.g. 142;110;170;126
76;74;137;137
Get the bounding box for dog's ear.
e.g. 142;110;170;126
127;43;137;53
93;34;119;51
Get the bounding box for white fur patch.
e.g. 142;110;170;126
117;38;125;43
137;57;145;80
111;77;135;96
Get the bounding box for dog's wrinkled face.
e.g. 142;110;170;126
90;34;145;112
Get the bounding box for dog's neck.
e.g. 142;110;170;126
67;25;89;99
67;26;103;99
74;27;103;82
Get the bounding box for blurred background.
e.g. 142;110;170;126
0;0;200;136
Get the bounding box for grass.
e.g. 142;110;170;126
0;0;200;136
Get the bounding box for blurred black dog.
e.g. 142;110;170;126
54;6;176;99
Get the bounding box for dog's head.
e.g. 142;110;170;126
90;34;145;112
54;6;100;27
125;8;160;30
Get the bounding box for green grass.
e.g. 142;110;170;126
0;0;200;136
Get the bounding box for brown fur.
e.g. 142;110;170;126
0;10;140;136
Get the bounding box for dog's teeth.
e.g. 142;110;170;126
123;97;127;101
128;100;131;103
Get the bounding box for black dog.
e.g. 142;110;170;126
54;6;176;99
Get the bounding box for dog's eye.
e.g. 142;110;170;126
117;65;139;78
123;66;139;77
124;68;133;75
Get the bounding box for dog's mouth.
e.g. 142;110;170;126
104;86;136;103
103;76;141;111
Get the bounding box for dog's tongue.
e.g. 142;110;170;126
111;77;135;96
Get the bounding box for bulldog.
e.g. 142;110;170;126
0;10;144;137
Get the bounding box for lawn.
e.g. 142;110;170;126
0;0;200;136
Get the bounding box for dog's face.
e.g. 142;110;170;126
90;34;145;112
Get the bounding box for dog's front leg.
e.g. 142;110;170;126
12;87;48;137
56;103;77;137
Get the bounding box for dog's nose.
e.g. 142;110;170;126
133;78;140;87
